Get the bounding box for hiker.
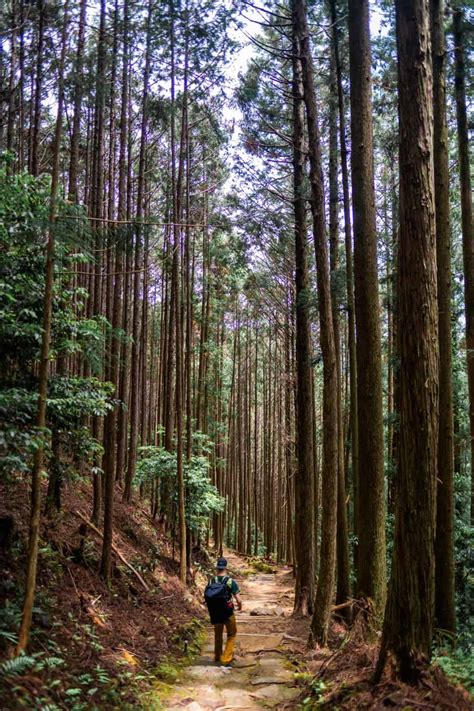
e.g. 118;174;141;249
204;557;242;666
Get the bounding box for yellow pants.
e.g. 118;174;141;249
214;614;237;664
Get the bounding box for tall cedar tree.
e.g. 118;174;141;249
347;0;386;616
328;21;351;620
292;0;339;642
122;0;152;504
453;8;474;525
169;0;187;582
375;0;438;684
328;0;359;580
291;21;316;616
16;0;70;653
101;0;130;579
431;0;455;634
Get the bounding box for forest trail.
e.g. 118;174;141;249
163;551;303;710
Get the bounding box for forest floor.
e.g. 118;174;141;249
0;479;207;710
1;485;472;710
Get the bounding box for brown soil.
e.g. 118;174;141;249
1;490;471;711
0;478;205;710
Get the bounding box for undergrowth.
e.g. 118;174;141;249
433;647;474;694
248;557;277;574
0;649;139;710
0;601;206;710
0;489;208;710
140;620;207;709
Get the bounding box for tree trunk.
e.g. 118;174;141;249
329;36;351;622
348;0;386;617
16;0;70;654
293;0;339;643
6;2;17;158
375;0;438;684
123;0;152;503
453;7;474;526
328;0;359;582
169;0;187;582
30;0;45;176
90;0;107;525
68;0;87;202
431;0;455;636
100;0;129;584
291;9;315;617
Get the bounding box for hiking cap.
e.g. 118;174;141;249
216;557;228;570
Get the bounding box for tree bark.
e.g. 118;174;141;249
431;0;455;636
328;36;351;622
292;0;339;643
101;0;129;582
68;0;87;203
30;0;45;176
453;7;474;526
329;0;359;577
169;0;187;582
90;0;107;525
348;0;386;617
291;18;315;616
375;0;438;684
122;0;152;503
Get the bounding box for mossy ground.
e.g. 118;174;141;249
140;620;207;708
248;558;277;575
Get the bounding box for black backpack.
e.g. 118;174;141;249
204;576;233;624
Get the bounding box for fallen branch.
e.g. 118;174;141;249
73;510;149;592
330;599;353;612
142;510;160;527
402;700;435;710
317;635;351;678
66;566;80;600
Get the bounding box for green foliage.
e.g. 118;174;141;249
136;434;225;533
0;155;115;485
0;156;95;377
0;579;23;650
0;377;113;480
302;678;330;708
0;160;50;370
137;446;177;483
433;648;474;694
249;558;276;574
155;661;179;684
453;510;474;646
184;455;225;531
0;654;36;677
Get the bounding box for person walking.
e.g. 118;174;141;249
204;557;242;666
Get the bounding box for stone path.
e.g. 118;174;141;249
163;552;302;710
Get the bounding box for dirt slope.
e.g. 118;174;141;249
0;479;205;710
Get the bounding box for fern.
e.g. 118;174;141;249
433;650;474;694
0;629;18;644
0;654;35;677
35;655;65;671
45;656;65;668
